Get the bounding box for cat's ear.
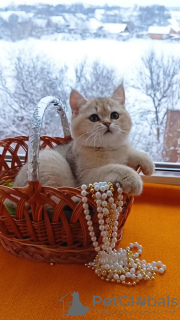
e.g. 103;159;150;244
70;90;87;114
111;85;125;106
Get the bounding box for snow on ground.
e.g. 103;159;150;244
1;37;180;82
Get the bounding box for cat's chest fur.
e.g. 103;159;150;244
74;145;128;171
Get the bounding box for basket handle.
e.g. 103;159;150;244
28;96;70;182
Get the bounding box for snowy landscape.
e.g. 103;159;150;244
0;0;180;162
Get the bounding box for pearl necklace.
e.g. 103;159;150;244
81;182;166;286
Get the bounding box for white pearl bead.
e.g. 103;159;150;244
82;197;88;202
109;197;114;203
113;274;119;280
158;268;164;274
99;219;104;225
81;190;87;196
129;243;134;248
131;274;136;279
95;247;100;252
111;203;116;209
87;221;92;226
112;231;117;238
162;264;166;270
96;200;101;206
141;260;146;264
95;192;101;199
153;266;158;272
97;206;102;212
157;261;162;267
83;203;88;209
105;184;109;190
113;221;118;226
137;274;143;280
88;226;93;231
116;183;120;188
85;215;91;220
120;275;125;281
117;194;123;200
117;187;122;192
84;209;90;215
107;190;112;196
100;186;106;192
117;207;122;212
93;242;98;247
89;231;95;237
138;249;142;255
138;245;142;250
151;261;156;267
118;201;123;206
134;253;139;258
81;184;87;190
113;226;118;232
103;208;109;214
102;201;107;207
91;236;96;242
125;272;131;278
130;268;135;274
102;193;107;199
101;231;107;236
97;213;103;219
99;225;104;231
134;242;139;247
94;185;100;191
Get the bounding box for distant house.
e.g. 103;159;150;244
47;16;68;32
148;26;171;40
162;110;180;162
99;23;129;38
94;9;104;21
167;19;180;35
88;18;102;33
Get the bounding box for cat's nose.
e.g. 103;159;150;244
103;122;111;127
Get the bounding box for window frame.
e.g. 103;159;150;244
4;155;180;186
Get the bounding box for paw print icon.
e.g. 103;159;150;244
136;296;146;306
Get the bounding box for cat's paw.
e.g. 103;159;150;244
119;170;143;195
138;154;155;176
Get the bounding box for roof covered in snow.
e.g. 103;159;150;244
103;23;127;34
49;16;66;25
88;18;102;31
148;26;171;35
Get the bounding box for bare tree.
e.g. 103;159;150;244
74;59;121;98
0;49;69;138
133;49;180;143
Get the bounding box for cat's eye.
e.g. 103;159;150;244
89;114;100;122
111;112;119;120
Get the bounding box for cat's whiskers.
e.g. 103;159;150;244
92;131;101;148
74;129;95;147
83;128;102;148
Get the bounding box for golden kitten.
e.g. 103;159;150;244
13;85;154;195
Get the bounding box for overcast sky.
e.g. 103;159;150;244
0;0;179;8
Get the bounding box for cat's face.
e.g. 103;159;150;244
70;85;132;149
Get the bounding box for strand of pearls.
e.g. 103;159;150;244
81;182;166;286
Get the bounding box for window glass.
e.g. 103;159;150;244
0;0;180;163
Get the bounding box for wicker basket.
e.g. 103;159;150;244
0;98;134;264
